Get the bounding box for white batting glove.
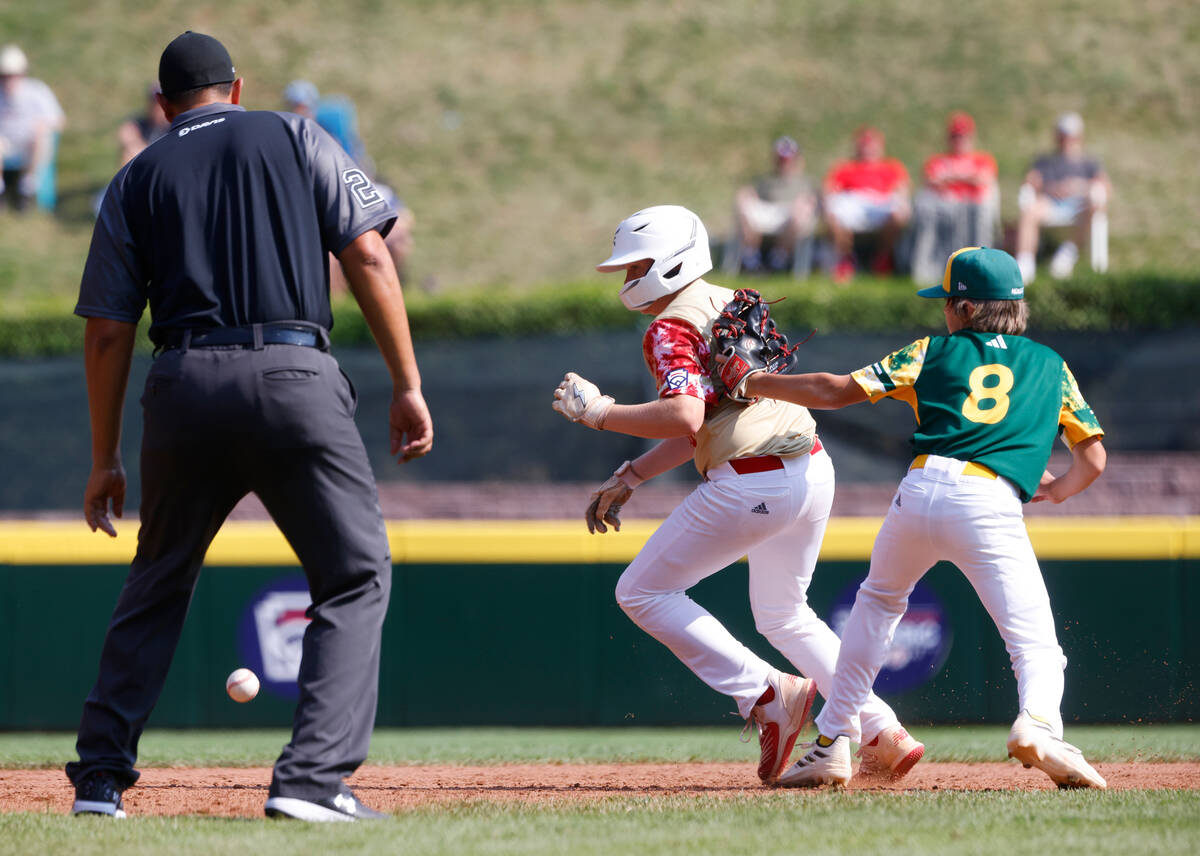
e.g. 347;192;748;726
586;461;644;534
552;372;615;430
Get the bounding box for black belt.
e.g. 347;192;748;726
158;323;329;353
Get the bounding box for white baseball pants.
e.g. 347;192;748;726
615;448;902;738
816;454;1069;743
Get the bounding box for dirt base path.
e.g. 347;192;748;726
4;763;1198;817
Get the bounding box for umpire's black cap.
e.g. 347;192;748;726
159;31;236;96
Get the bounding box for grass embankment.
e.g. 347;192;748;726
1;0;1198;301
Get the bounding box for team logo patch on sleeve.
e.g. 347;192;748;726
665;368;690;391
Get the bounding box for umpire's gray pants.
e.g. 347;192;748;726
66;344;391;801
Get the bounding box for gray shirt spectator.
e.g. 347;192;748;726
0;44;65;211
1015;112;1111;283
1029;151;1102;200
727;136;817;276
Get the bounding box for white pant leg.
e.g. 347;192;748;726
941;483;1067;736
816;475;941;742
747;450;902;741
616;455;817;718
817;458;1069;742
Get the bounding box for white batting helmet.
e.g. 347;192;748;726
597;205;712;310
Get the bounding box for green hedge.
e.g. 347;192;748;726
2;271;1196;357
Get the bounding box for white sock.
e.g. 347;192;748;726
1049;242;1078;279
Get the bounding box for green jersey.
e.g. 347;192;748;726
852;330;1103;501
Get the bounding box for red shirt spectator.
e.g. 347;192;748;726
921;113;996;203
821;127;912;281
909;112;999;283
824;157;909;201
922;152;996;203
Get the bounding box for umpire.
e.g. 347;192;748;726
65;32;432;822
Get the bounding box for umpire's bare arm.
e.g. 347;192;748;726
338;230;433;463
82;317;137;536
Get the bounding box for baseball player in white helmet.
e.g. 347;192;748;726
731;246;1108;790
550;204;922;785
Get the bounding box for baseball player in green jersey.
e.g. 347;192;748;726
726;246;1108;789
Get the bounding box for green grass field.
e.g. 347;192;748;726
5;791;1198;856
2;726;1198;855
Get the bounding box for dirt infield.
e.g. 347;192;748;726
4;762;1199;816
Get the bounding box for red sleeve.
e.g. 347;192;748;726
976;152;997;180
923;154;945;185
642;318;720;405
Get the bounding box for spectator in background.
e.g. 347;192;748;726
822;126;910;282
284;79;369;168
0;44;65;212
727;135;817;276
910;112;998;283
117;83;170;167
284;79;415;290
1015;112;1110;284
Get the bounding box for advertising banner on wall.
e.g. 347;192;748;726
237;574;312;700
829;579;953;694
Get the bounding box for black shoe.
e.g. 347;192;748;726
72;771;127;818
264;790;387;822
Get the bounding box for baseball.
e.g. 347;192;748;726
225;668;260;703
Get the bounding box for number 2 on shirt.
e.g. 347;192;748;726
961;364;1013;424
342;168;384;209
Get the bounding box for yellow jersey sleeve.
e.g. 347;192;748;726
1058;362;1104;449
852;337;929;402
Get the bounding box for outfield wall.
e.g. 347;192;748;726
4;329;1197;510
1;518;1196;729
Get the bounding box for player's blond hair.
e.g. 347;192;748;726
948;298;1028;336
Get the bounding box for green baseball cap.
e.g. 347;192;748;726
916;246;1026;300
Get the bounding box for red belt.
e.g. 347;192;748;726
727;437;823;475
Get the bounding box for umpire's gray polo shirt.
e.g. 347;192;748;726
76;103;396;346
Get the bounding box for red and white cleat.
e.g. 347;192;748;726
743;670;818;785
857;725;925;781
